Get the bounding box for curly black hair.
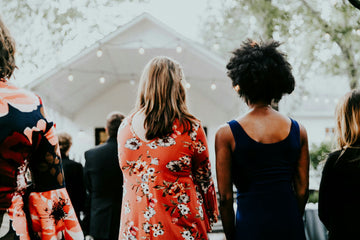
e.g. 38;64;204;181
226;39;295;104
0;17;16;80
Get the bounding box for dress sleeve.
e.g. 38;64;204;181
9;97;84;239
191;123;219;231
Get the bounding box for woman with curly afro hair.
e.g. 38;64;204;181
215;39;309;240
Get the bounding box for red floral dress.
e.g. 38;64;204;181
117;114;218;240
0;81;83;239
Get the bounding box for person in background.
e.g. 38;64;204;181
0;17;83;239
318;89;360;240
84;112;125;240
57;132;86;224
215;39;309;240
117;56;218;240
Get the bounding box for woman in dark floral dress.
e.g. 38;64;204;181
117;56;218;240
0;17;83;239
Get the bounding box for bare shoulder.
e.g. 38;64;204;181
215;123;232;140
215;123;234;149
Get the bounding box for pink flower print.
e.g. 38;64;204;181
0;85;39;117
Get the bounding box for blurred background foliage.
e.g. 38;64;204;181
202;0;360;90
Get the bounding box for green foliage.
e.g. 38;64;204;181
309;141;333;169
202;0;360;89
308;190;319;203
0;0;146;86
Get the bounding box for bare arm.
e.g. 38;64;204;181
215;125;235;240
293;124;310;216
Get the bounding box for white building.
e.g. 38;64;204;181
27;13;349;190
26;13;242;168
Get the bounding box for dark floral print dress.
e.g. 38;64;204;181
0;81;83;239
117;114;218;240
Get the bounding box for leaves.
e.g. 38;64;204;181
0;0;146;86
202;0;360;89
309;141;333;169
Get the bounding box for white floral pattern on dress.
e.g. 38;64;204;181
125;138;142;150
118;117;218;240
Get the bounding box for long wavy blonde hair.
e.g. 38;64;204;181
335;89;360;149
135;56;196;140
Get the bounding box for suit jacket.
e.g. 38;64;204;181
62;156;86;220
318;147;360;240
84;137;123;239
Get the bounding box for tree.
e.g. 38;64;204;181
309;141;333;169
202;0;360;90
0;0;146;86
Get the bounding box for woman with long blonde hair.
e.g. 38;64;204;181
319;89;360;240
117;56;218;240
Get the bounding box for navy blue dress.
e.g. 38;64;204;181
228;119;306;240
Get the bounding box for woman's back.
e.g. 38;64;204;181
228;110;306;240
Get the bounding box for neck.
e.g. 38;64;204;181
248;102;271;110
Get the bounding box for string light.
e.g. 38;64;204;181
99;76;105;84
211;82;217;90
213;43;220;51
130;79;135;85
138;47;145;55
176;45;182;53
185;82;191;89
68;74;74;82
96;48;103;58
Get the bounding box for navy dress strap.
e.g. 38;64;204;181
289;118;300;148
228;118;300;148
227;120;243;150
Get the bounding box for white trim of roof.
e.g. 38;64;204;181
26;12;226;90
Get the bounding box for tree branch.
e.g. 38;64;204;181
349;0;360;10
300;0;359;88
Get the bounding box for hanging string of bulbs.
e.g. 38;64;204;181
66;39;219;90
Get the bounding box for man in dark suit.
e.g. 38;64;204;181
58;132;86;222
84;112;125;240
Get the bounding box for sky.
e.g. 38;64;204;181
118;0;213;42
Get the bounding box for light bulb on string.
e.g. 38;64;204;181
211;82;217;90
99;76;105;84
138;47;145;55
176;45;182;53
68;74;74;82
96;48;103;58
185;82;191;89
130;79;135;85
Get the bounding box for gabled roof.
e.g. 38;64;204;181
27;12;239;127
